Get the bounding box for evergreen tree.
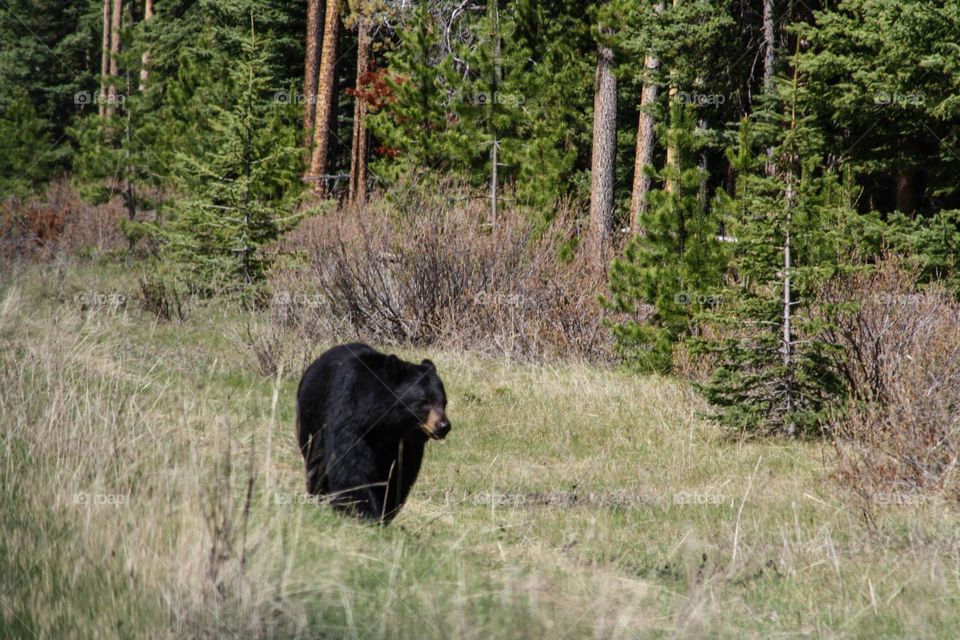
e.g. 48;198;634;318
796;0;960;212
366;4;467;185
0;89;52;198
0;0;101;181
607;103;727;372
156;16;303;294
484;0;595;213
367;1;597;215
693;114;848;436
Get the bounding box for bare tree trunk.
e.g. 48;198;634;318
782;32;801;437
782;173;794;435
665;84;677;194
99;0;111;118
124;71;136;221
349;16;371;204
589;37;617;262
302;0;323;146
629;54;659;231
697;117;709;208
488;0;501;229
308;0;341;191
665;0;679;194
105;0;122;118
762;0;776;175
895;171;917;214
762;0;775;92
138;0;154;92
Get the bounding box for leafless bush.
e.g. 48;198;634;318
225;316;312;378
818;257;960;500
276;192;613;362
0;180;127;260
138;270;190;322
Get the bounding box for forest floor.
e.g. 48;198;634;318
2;261;959;639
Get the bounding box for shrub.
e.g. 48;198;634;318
1;181;127;261
138;267;190;322
275;193;612;362
818;257;960;500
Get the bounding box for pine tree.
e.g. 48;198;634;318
795;0;960;211
366;4;466;185
158;16;303;294
693;113;848;436
0;0;101;178
481;0;595;214
0;89;52;199
588;12;617;261
307;0;341;188
607;103;726;372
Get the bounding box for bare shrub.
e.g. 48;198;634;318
277;192;612;362
0;180;127;260
139;270;190;321
225;317;310;378
818;256;960;500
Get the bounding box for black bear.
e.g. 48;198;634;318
296;343;451;522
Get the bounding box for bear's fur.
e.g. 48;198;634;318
296;343;451;522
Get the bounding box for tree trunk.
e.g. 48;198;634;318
895;171;917;214
697;117;709;208
138;0;154;92
664;0;678;194
589;38;617;261
782;174;794;436
302;0;323;146
308;0;340;191
762;0;776;175
629;53;659;231
488;0;501;229
99;0;111;118
762;0;775;92
105;0;122;118
782;31;801;437
349;17;371;204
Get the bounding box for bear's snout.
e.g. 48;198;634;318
422;406;451;440
436;418;452;439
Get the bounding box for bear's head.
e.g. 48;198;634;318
388;356;451;441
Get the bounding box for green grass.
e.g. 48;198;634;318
2;261;959;638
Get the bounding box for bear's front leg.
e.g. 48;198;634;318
325;436;388;521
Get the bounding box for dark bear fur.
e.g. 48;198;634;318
296;343;451;522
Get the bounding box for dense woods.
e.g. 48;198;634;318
2;0;959;440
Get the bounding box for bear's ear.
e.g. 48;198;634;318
420;359;435;370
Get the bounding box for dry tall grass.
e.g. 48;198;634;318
5;259;960;638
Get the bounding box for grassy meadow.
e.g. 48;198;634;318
2;261;959;639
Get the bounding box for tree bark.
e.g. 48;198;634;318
762;0;776;175
308;0;341;191
99;0;111;118
349;16;371;204
105;0;122;118
302;0;323;146
629;53;659;232
665;0;678;194
589;38;617;261
762;0;775;92
138;0;154;92
895;171;917;215
488;0;501;229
